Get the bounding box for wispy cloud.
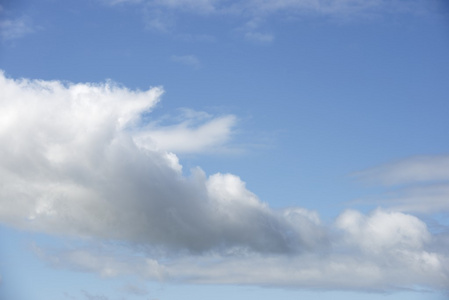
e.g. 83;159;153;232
355;155;449;186
143;8;176;33
82;290;109;300
105;0;216;13
244;31;274;43
104;0;432;17
353;155;449;213
388;184;449;214
170;54;201;68
1;72;448;293
151;0;217;14
135;108;236;153
105;0;143;5
121;283;149;296
0;16;34;40
102;0;435;40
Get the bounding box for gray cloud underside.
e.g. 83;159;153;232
35;210;449;291
1;71;448;291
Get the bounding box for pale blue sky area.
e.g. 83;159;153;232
0;1;448;300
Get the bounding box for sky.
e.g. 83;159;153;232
0;0;449;299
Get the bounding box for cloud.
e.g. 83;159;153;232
151;0;217;14
82;290;109;300
355;155;449;186
233;0;430;18
1;72;448;292
353;155;449;213
101;0;435;41
170;54;201;68
387;184;449;214
134;109;236;153
121;283;149;296
0;71;321;254
143;8;176;33
64;292;77;299
33;209;449;291
335;209;431;253
0;17;34;40
105;0;143;5
105;0;216;13
244;31;274;43
104;0;431;17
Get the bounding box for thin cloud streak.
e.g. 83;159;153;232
353;155;449;213
101;0;436;40
354;155;449;186
103;0;432;17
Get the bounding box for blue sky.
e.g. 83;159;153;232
0;0;449;299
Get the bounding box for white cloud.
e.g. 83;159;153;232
335;209;431;253
134;109;235;153
1;72;448;292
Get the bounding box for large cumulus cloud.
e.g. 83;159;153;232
0;71;323;254
1;71;448;292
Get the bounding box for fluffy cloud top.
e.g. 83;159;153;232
1;71;448;292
